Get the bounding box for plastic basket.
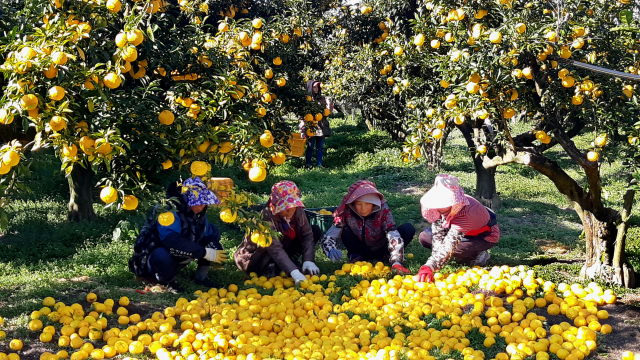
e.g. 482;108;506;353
288;132;306;157
304;207;337;233
207;177;234;202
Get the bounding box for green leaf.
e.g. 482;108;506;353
619;11;633;25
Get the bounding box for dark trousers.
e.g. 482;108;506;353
418;229;496;265
341;223;415;261
262;225;322;276
146;237;222;282
305;136;325;166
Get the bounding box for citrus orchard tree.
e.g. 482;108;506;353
312;1;505;209
0;0;337;242
319;0;640;286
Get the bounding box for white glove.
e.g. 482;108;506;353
302;261;320;276
204;248;228;263
290;269;307;284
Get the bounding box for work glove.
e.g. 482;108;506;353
204;248;228;263
290;269;307;284
327;248;343;263
302;261;320;276
392;262;410;275
416;265;435;283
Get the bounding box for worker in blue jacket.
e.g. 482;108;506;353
129;177;227;292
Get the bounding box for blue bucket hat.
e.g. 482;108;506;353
182;177;220;207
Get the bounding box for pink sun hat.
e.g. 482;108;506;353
420;174;469;224
268;180;305;215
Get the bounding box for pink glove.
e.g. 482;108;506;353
392;263;410;275
417;265;434;283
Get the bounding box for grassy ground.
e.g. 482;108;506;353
1;115;639;331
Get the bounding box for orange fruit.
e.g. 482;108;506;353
103;72;121;89
49;115;67;131
503;108;516;119
100;187;118;204
271;152;286;165
43;65;58;79
190;161;209;176
115;32;128;47
158;110;174;125
62;144;77;158
260;131;274;148
122;195;139;210
127;29;144;46
489;32;502;43
20;94;38;110
248;166;266;182
219;208;237;223
79;136;95;154
51;51;68;65
158;212;175;226
106;0;121;11
562;76;575;88
10;339;23;351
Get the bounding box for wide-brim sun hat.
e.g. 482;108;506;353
183;177;221;207
420;174;469;223
269;180;305;215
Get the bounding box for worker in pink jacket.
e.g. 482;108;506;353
416;174;500;283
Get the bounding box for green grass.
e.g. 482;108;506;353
0;115;639;335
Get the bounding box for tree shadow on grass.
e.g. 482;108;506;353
490;198;584;266
0;199;136;266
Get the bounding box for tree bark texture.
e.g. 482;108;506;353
456;121;501;210
522;152;635;287
0;122;36;145
68;164;96;222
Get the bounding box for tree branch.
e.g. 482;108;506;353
522;151;590;210
552;112;588;167
482;150;527;169
512;114;586;152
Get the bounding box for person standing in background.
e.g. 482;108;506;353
299;80;333;169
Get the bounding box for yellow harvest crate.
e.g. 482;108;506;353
288;132;306;157
207;177;234;202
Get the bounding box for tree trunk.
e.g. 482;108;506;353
521;151;635;287
0;122;37;145
68;164;96;222
455;121;501;210
577;192;636;288
475;165;500;210
361;108;374;131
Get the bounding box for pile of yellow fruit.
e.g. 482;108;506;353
0;264;630;360
315;209;333;216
